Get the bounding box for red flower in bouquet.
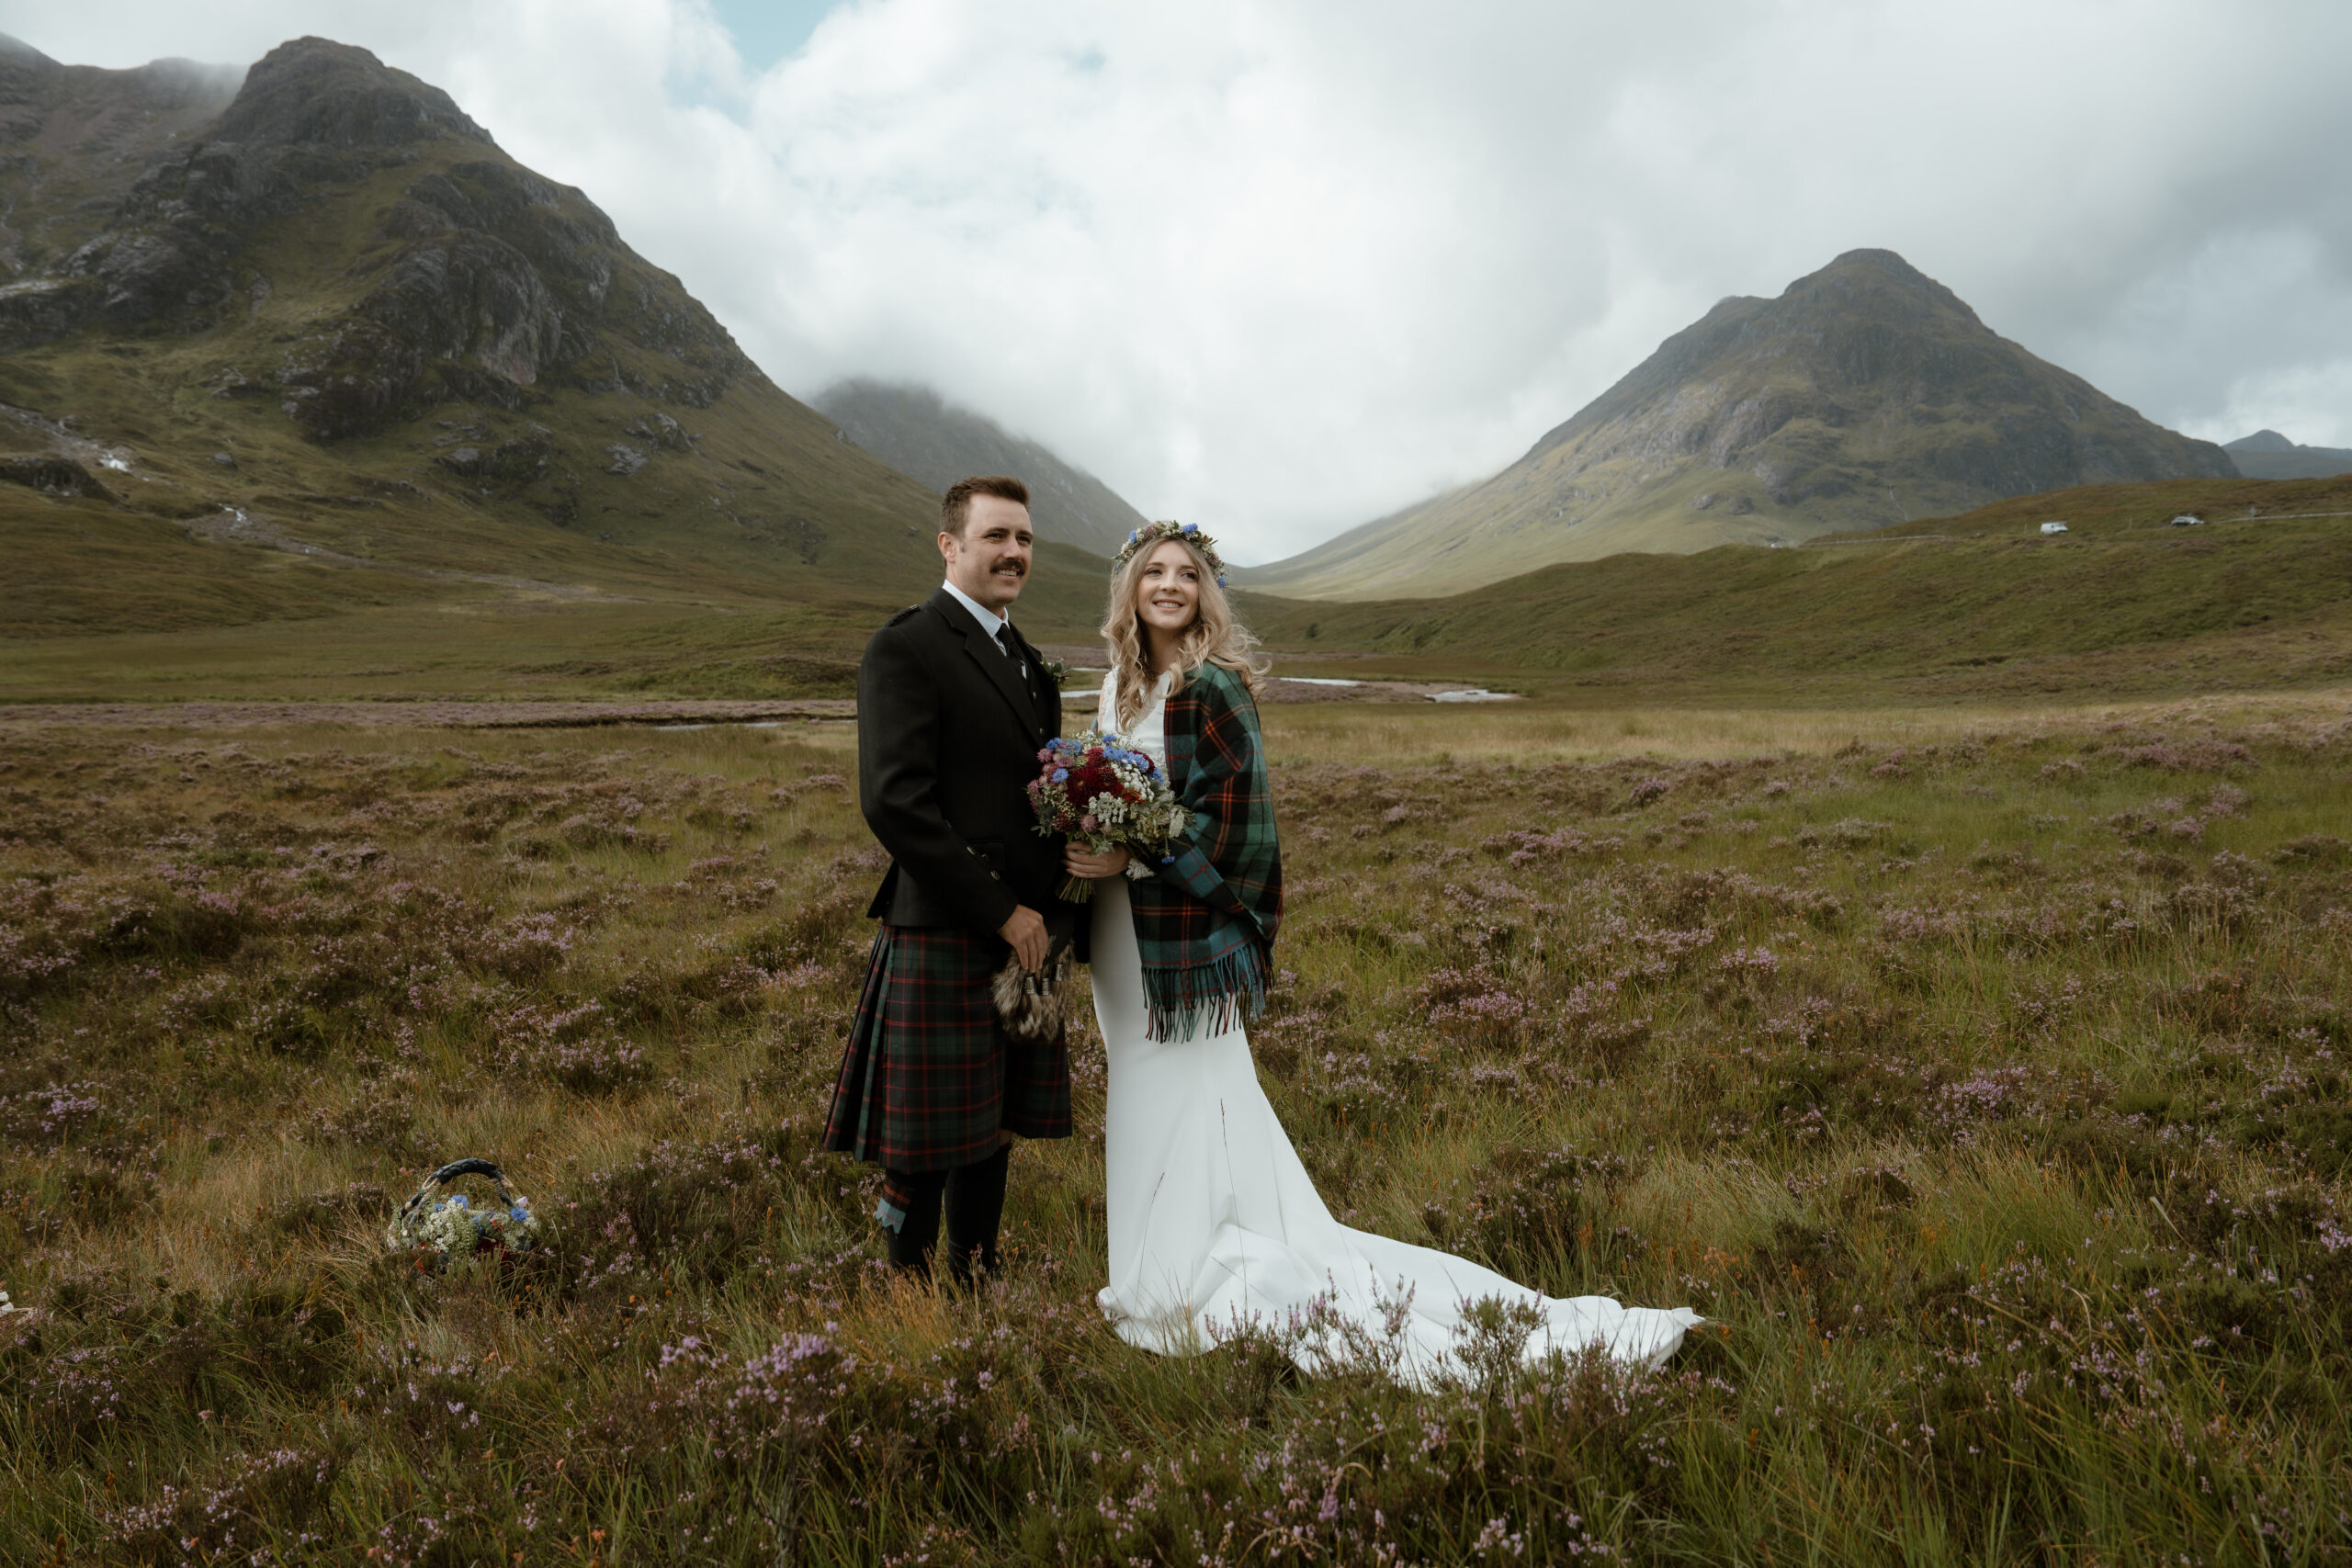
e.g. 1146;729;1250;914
1028;730;1186;901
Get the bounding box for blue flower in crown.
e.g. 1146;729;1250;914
1112;517;1229;585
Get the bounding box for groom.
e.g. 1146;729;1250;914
821;474;1074;1285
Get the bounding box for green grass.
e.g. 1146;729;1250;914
13;472;2349;711
1823;472;2352;542
0;536;1115;705
2;702;2347;1562
1245;490;2352;705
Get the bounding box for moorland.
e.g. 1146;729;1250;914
3;687;2349;1564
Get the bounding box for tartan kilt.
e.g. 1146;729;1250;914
821;924;1072;1172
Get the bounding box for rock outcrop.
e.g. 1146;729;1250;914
1250;250;2240;599
2;36;755;441
0;32;971;624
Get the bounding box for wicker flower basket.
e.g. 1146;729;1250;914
386;1157;542;1270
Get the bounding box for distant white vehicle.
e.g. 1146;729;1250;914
2169;514;2204;526
2039;521;2069;535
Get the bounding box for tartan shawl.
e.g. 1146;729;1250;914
1131;660;1283;1041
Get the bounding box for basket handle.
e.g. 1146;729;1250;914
393;1157;518;1231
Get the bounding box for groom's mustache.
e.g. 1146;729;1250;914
986;557;1027;576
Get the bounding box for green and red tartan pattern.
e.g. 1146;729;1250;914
1129;660;1284;1041
821;926;1072;1172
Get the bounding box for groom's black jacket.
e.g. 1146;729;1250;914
858;587;1072;940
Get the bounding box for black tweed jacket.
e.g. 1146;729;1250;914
856;587;1072;937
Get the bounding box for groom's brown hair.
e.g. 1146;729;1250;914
941;475;1031;537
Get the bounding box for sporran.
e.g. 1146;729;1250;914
992;931;1074;1043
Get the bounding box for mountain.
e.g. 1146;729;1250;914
814;378;1148;556
2225;429;2352;480
0;35;1105;658
1247;249;2238;599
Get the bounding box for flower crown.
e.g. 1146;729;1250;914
1114;520;1228;588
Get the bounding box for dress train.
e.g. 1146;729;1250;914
1091;874;1698;1384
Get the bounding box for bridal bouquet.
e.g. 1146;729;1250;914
1029;729;1186;902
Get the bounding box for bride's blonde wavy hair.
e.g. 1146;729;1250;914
1101;533;1269;732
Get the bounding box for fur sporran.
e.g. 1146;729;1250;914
992;933;1073;1043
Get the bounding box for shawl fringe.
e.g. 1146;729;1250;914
1140;939;1271;1043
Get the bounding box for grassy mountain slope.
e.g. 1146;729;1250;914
0;36;1108;685
813;378;1150;557
1246;475;2352;701
1248;250;2236;600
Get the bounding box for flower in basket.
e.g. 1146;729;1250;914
1028;728;1186;902
389;1190;542;1267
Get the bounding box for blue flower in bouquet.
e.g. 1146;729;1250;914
388;1170;546;1267
1029;724;1187;903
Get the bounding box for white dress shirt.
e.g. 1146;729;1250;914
941;578;1022;670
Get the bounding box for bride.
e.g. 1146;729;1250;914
1061;521;1698;1384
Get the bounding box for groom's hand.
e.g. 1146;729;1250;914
999;904;1048;973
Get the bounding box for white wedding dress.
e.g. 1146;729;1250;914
1089;671;1699;1384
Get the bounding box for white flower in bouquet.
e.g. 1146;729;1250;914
1028;729;1187;902
394;1190;544;1260
417;1194;482;1257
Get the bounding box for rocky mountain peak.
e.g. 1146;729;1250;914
0;35;955;610
214;37;492;153
2225;429;2295;453
1252;248;2237;598
1804;246;1973;304
0;32;753;441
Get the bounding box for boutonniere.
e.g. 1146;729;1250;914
1040;657;1070;686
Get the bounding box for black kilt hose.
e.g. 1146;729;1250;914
820;586;1080;1175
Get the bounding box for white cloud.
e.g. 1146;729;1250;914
5;0;2349;559
2189;359;2352;452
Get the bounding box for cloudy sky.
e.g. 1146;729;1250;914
6;0;2349;561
